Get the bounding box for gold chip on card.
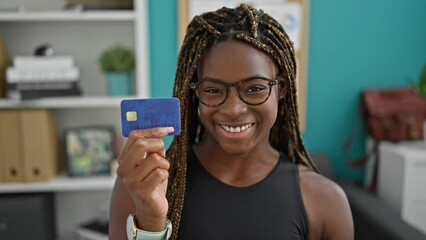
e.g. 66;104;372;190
126;111;137;121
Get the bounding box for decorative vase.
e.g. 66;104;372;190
106;72;131;96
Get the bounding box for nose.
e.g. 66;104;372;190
219;87;247;117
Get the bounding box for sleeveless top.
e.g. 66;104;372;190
177;148;308;240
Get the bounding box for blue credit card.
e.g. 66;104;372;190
120;97;181;137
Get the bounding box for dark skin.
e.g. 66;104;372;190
109;41;354;239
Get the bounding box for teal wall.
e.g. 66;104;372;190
148;0;177;98
303;0;426;181
148;0;426;181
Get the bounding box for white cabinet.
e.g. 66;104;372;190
0;176;115;239
0;0;149;239
378;141;426;235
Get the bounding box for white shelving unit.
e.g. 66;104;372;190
0;96;127;109
0;10;136;21
0;0;149;239
0;175;115;193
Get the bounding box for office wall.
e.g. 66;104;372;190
148;0;426;181
304;0;426;181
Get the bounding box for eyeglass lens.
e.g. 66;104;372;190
195;78;273;106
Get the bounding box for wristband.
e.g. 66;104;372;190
126;214;172;240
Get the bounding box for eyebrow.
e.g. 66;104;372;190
198;74;275;83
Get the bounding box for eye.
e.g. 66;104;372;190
241;78;270;95
202;87;222;94
246;85;268;93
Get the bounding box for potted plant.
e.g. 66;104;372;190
410;64;426;97
99;45;135;96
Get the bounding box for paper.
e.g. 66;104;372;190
190;0;237;18
188;0;302;51
255;2;302;51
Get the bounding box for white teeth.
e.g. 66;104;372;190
221;124;252;133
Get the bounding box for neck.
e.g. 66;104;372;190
193;136;279;187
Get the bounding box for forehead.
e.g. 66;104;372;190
199;41;276;80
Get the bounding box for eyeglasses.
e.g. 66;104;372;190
189;76;281;107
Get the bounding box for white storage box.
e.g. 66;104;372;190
378;141;426;235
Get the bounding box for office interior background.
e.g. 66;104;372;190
0;0;425;239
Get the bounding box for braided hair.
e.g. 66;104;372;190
165;4;317;239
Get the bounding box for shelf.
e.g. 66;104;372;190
0;175;116;193
0;96;138;109
0;10;135;22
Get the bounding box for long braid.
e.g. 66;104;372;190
166;4;317;239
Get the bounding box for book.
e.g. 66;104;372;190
22;88;82;100
13;56;75;69
7;83;82;100
66;0;133;10
8;81;80;91
7;66;80;83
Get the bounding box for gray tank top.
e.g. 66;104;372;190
177;148;308;239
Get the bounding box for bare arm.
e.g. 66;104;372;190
109;178;136;239
108;127;174;240
321;182;353;240
299;167;354;240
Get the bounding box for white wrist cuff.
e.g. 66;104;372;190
126;214;172;240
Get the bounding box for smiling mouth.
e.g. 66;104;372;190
220;123;254;133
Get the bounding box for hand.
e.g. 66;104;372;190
116;127;174;231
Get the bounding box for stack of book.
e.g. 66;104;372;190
6;55;82;100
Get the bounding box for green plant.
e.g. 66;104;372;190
410;64;426;96
99;45;135;72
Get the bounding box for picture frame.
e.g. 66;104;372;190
64;126;115;176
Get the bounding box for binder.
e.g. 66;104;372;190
20;110;59;181
0;111;24;182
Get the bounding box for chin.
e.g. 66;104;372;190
219;142;254;156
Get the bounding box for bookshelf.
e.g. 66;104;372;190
0;0;149;239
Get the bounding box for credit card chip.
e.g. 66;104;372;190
126;111;137;122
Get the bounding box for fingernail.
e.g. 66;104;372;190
159;127;174;134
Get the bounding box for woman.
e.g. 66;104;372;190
110;4;353;240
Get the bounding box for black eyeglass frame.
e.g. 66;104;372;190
189;76;282;107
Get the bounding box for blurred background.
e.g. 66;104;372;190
0;0;425;239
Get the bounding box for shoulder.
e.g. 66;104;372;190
298;165;347;205
298;165;354;240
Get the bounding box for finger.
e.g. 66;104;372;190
137;127;175;138
118;127;174;162
140;168;169;195
117;138;166;176
122;154;170;190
